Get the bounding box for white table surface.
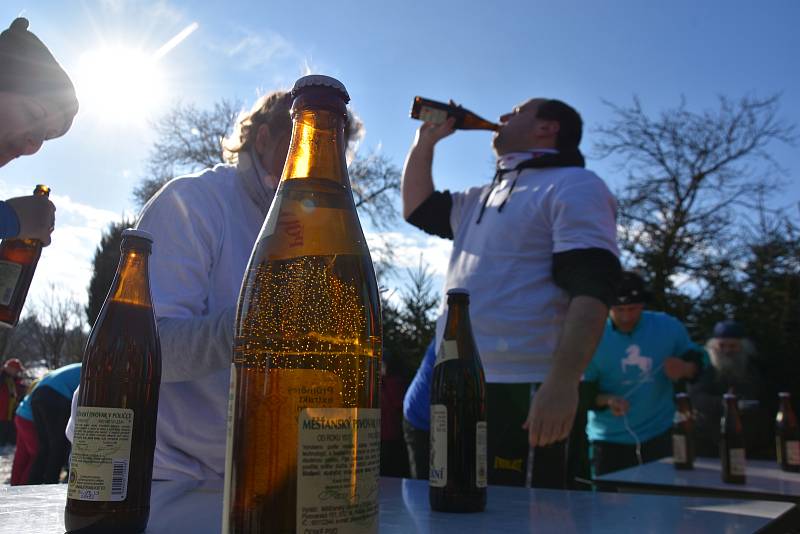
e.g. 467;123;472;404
1;477;796;533
595;457;800;502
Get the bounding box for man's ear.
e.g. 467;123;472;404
538;120;560;137
254;123;271;156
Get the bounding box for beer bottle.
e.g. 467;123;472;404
775;392;800;472
224;75;382;534
0;184;50;327
720;392;746;484
65;229;161;534
410;96;499;131
672;393;695;470
429;288;487;513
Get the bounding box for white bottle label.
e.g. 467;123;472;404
435;339;459;367
672;435;687;463
729;448;746;476
0;261;22;306
476;421;487;488
67;407;134;502
787;440;800;466
296;407;380;534
430;404;448;487
419;106;448;125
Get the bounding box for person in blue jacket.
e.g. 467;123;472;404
0;17;79;244
27;362;81;484
584;271;705;476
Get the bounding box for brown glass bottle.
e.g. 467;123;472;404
0;184;50;327
224;75;381;534
429;288;487;513
775;392;800;472
672;393;695;470
410;96;499;131
65;229;161;534
720;393;746;484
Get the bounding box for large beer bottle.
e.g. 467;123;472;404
0;184;50;327
410;96;499;131
720;392;746;484
65;229;161;534
775;392;800;472
224;75;382;534
672;393;695;470
429;288;487;513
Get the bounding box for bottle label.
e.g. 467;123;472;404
434;339;459;367
0;261;22;306
67;407;134;502
418;106;448;125
430;404;448;487
296;407;380;534
221;364;237;534
729;448;746;476
787;440;800;465
476;421;487;488
672;434;687;463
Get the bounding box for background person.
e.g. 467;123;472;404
0;358;26;446
584;271;705;476
401;97;620;488
10;378;39;485
27;362;80;484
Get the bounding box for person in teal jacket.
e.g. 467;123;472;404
585;272;705;476
27;362;81;484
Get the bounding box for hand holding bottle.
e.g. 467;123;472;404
5;193;55;245
597;394;630;416
414;116;456;148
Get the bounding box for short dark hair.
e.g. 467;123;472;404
536;99;582;151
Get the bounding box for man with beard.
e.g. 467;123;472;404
689;320;772;457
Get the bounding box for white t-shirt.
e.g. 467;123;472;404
435;163;619;383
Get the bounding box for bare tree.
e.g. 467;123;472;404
29;284;86;369
594;94;796;312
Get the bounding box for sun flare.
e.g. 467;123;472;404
75;46;167;124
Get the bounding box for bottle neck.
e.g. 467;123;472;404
109;247;152;306
443;298;471;339
281;107;349;188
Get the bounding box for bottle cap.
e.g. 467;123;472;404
779;392;791;398
291;74;350;103
675;392;689;399
723;393;737;400
447;287;470;296
122;228;154;243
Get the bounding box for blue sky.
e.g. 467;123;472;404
1;0;798;315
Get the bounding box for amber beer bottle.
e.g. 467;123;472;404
720;393;746;484
65;229;161;534
0;184;50;327
429;288;487;513
775;392;800;472
410;96;499;131
672;393;695;470
224;75;382;534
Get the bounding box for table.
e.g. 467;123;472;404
594;457;800;504
1;477;796;533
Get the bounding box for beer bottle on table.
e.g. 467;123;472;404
720;392;746;484
224;75;382;534
429;288;487;513
0;184;50;327
672;393;695;470
775;392;800;472
65;229;161;534
410;96;499;131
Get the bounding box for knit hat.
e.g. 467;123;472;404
3;358;24;373
0;17;79;137
613;271;650;305
712;320;745;339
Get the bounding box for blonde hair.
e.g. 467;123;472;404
221;89;364;164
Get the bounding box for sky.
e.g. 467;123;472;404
1;0;798;322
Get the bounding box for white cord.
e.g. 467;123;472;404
619;362;665;465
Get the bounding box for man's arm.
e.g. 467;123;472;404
401;118;455;219
524;296;609;446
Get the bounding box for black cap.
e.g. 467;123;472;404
0;18;79;137
613;271;650;305
712;320;745;339
291;74;350;103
